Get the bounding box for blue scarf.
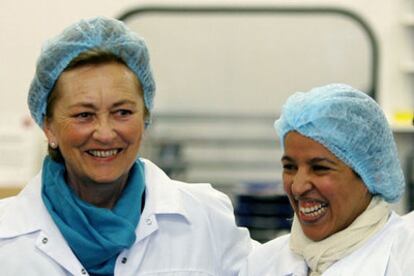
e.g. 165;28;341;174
41;156;145;276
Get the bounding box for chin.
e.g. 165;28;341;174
306;233;326;242
307;229;334;241
301;225;333;242
88;173;125;185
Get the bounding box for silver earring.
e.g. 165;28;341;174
50;142;57;149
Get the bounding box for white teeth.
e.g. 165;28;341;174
89;149;118;157
299;203;327;216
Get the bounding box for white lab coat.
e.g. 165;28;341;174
0;158;256;276
240;212;414;276
403;210;414;226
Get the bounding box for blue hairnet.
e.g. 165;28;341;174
28;16;155;127
274;83;405;202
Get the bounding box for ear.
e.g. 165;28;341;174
43;117;57;144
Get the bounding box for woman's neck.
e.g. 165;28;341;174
66;175;128;209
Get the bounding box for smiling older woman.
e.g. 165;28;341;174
240;84;414;276
0;17;256;275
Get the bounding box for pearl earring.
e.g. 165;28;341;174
50;142;57;149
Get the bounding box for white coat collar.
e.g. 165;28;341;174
276;212;400;276
134;158;192;242
323;212;399;275
139;158;190;222
274;238;308;276
0;172;58;238
0;172;84;274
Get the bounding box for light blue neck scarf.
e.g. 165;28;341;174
41;156;145;276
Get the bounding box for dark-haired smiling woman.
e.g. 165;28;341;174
0;17;255;275
240;84;414;276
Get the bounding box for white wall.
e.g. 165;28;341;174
0;0;410;128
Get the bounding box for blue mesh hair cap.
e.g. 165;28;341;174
274;83;405;202
28;16;155;127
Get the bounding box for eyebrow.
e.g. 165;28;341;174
68;102;96;109
281;155;337;165
309;157;337;165
281;156;293;162
112;99;137;108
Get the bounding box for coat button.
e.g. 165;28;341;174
145;218;152;225
81;268;87;274
42;237;48;244
121;257;127;264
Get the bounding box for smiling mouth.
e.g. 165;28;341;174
298;200;328;220
87;149;121;158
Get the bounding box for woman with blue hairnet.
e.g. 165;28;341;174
0;17;256;275
240;84;414;276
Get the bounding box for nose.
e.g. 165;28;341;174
290;169;313;197
92;117;116;144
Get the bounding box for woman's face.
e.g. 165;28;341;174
43;62;145;187
282;131;372;241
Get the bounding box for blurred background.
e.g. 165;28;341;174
1;0;413;242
